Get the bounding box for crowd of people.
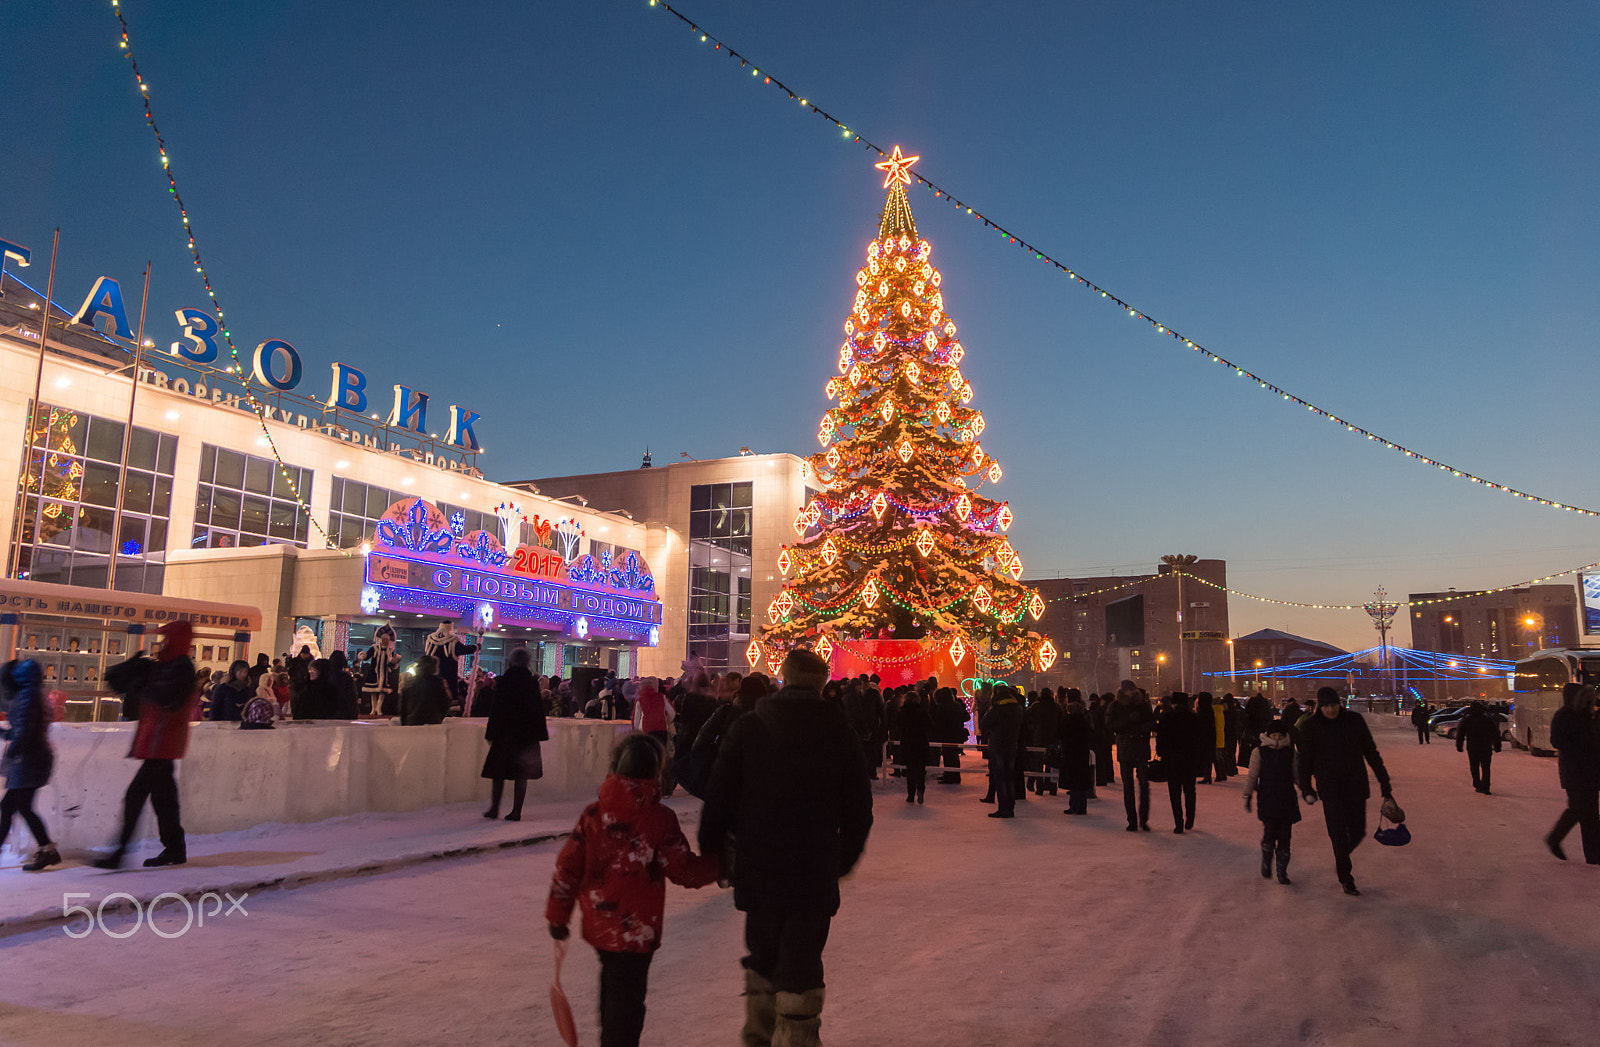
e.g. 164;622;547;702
8;630;1600;1046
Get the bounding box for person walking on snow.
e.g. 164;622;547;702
547;733;722;1047
1;659;58;871
1411;699;1432;744
1157;693;1200;834
1242;717;1300;884
1546;683;1600;864
980;686;1025;818
1297;687;1394;896
1455;701;1502;794
94;620;200;869
1107;680;1155;832
699;649;873;1047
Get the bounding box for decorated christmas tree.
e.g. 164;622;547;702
753;148;1055;682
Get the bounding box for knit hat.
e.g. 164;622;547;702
611;732;665;780
780;649;830;692
1316;687;1342;707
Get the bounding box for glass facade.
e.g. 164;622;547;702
13;402;176;593
687;481;753;669
193;444;312;549
329;477;515;551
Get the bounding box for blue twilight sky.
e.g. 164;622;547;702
4;1;1598;651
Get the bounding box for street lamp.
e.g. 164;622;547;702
1156;653;1166;693
1523;614;1544;651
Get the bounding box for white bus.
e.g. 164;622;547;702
1511;649;1600;755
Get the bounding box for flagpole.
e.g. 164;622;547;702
107;260;152;592
10;228;60;581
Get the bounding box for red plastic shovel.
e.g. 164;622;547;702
551;940;579;1045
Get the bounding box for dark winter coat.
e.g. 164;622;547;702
675;691;718;753
129;655;199;761
1242;734;1300;824
931;693;969;744
1455;707;1502;754
482;666;549;779
1244;694;1274;737
1222;703;1242;748
1107;691;1155;762
331;671;360;720
980;695;1024;759
546;774;720;953
1058;703;1093;790
699;685;873;914
1297;708;1392;802
400;673;450;726
1410;704;1431;728
1155;706;1203;779
1549;706;1600;792
1022;695;1063;750
846;687;884;741
893;700;933;767
208;678;253;722
1;660;54;790
300;669;338;720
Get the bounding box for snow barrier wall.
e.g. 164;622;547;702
28;718;634;851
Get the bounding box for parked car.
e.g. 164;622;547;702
1436;710;1510;741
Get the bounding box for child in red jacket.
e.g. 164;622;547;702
546;732;721;1047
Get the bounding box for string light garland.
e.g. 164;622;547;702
641;0;1600;520
111;1;339;550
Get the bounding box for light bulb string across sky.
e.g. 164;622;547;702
642;0;1600;520
111;1;339;551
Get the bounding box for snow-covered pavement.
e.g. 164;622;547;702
0;716;1594;1046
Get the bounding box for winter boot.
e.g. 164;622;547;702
22;845;60;872
773;987;825;1047
1260;845;1273;879
143;849;186;868
742;969;777;1047
1275;851;1291;885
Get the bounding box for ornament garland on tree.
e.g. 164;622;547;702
754;149;1055;678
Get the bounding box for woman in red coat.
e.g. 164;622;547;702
546;733;720;1047
94;620;199;869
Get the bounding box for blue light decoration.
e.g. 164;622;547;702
449;511;466;537
1204;645;1513;685
567;550;656;595
377;499;455;554
455;529;510;567
364;497;663;644
119;539;143;556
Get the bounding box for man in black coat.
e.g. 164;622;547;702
1546;683;1600;864
1410;699;1432;744
1455;701;1502;794
979;685;1025;818
700;649;872;1047
1297;687;1394;896
1106;681;1155;832
1156;693;1200;833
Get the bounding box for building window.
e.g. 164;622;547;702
14;402;176;593
327;478;406;549
690;482;753;556
194;444;311;549
688;483;754;670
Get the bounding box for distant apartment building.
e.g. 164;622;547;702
1408;583;1579;661
1027;558;1230;695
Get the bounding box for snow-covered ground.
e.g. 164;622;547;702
0;717;1594;1046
